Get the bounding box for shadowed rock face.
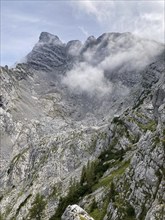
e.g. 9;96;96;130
27;32;164;75
0;32;165;220
27;33;67;71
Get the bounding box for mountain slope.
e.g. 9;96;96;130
0;32;164;220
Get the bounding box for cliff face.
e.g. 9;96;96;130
0;32;164;220
103;74;165;220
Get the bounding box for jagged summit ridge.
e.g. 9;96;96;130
39;31;62;45
26;31;164;74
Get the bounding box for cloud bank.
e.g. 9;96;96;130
72;1;164;43
63;32;164;96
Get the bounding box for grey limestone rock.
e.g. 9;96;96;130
62;204;94;220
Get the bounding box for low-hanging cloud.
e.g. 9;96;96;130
63;32;164;96
62;62;112;96
99;34;164;72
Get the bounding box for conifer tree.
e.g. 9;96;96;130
29;193;46;220
80;165;86;185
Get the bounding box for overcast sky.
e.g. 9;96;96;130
1;0;164;66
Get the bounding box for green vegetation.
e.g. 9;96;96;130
93;160;130;191
89;198;97;213
90;198;109;220
126;204;135;217
50;178;90;220
49;115;136;219
79;215;86;220
98;147;124;162
128;115;157;133
112;194;136;220
0;196;3;202
49;185;58;199
136;120;157;132
80;160;104;188
0;212;4;220
153;135;160;145
135;111;149;119
163;129;165;136
50;137;129;220
28;193;46;220
90;183;115;220
112;116;126;126
161;139;165;147
50;157;111;219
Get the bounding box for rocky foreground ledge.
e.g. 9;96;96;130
62;205;94;220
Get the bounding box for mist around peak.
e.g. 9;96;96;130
62;32;164;96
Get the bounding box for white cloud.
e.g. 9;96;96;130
72;1;164;43
62;62;112;96
99;34;164;72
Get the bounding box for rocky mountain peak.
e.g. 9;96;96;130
39;31;62;44
85;35;96;44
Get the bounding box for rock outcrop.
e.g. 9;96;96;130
62;205;94;220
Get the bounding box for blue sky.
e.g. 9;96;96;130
1;0;164;66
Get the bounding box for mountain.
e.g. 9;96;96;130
0;32;165;220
